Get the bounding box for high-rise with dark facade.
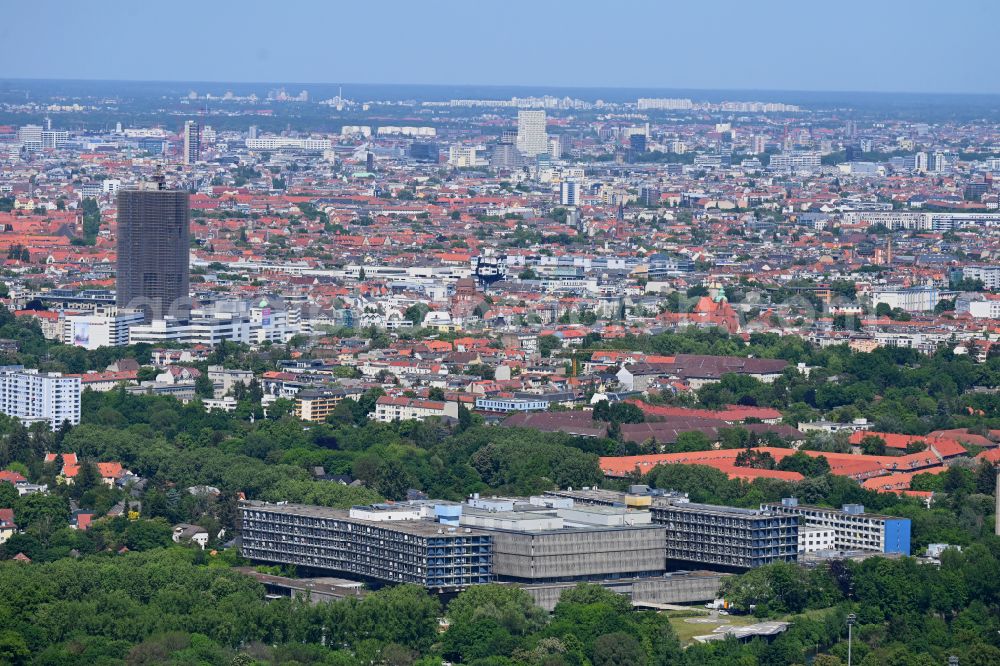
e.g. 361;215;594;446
409;142;440;163
183;120;200;165
115;176;190;322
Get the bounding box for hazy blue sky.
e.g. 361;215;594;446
2;1;997;94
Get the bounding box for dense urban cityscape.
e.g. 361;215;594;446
3;4;1000;666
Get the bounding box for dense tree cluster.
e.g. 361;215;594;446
720;540;1000;665
8;547;997;665
1;386;605;564
0;549;444;665
581;328;1000;434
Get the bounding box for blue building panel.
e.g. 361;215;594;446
883;518;911;556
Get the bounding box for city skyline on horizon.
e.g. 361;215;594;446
8;76;1000;101
3;1;999;96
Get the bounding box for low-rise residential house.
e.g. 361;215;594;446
371;396;459;422
173;523;210;549
0;508;16;543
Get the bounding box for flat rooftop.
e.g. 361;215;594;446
762;501;901;521
241;500;488;538
463;506;660;534
657;501;790;519
544;488;631;504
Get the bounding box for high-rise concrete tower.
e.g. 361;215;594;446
115;174;190;322
183;120;201;165
516;110;548;157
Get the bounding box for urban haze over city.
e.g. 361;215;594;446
2;2;1000;665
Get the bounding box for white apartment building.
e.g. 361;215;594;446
763;498;911;555
871;284;940;312
840;211;1000;231
964;297;1000;319
245;137;333;151
17;125;43;150
636;98;694;110
41;131;70;149
548;135;562;160
340;126;372;137
371;396;460;423
206;366;254;396
768;152;822;172
560;180;580;206
62;308;145;350
448;145;486;168
961;265;1000;290
798;526;837;554
516;110;548;157
249;306;299;343
129;305;299;346
376;126;435;137
0;366;81;429
129;313;252;346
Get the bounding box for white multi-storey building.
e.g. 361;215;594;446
249;305;299;343
841;211;1000;231
0;366;81;429
129;313;252;346
62;308;145;350
960;295;1000;319
16;125;43;150
548;135;562;160
516;110;548;157
245;137;333;151
448;145;485;167
376;126;436;137
636;98;694;110
961;266;1000;290
871;284;940;312
798;526;837;554
768;152;822;172
129;304;299;346
763;498;911;555
560;180;580;206
371;396;459;423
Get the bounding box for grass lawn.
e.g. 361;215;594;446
664;606;839;646
665;609;760;645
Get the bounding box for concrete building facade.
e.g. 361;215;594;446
762;498;911;556
115;180;190;322
62;308;145;349
0;366;81;429
459;499;666;583
240;501;494;591
517;110;548;157
653;501;800;569
547;488;799;570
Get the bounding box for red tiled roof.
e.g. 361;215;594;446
630;400;782;423
0;470;26;484
97;462;125;480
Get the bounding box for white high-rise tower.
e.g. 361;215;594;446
516;110;548;157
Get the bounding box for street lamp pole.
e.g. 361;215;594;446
847;613;857;666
